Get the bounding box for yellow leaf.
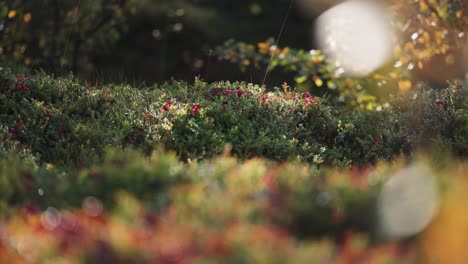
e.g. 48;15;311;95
445;55;455;65
405;42;414;51
8;10;17;19
400;56;409;64
358;94;376;103
295;75;307;84
314;78;323;87
398;80;412;91
419;1;428;11
257;42;270;55
436;7;446;17
23;13;32;23
389;72;398;79
418;61;423;69
373;73;384;79
345;78;355;89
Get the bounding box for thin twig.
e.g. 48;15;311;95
262;0;294;86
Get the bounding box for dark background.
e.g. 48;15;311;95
95;0;316;85
0;0;318;86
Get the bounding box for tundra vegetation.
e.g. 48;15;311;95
0;0;466;263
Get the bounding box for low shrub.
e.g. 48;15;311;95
0;67;466;167
0;148;185;211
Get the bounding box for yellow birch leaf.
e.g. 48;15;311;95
8;10;17;19
23;13;32;23
295;75;307;84
314;78;323;87
398;80;412;91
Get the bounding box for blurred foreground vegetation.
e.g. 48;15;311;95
0;142;467;263
0;0;467;263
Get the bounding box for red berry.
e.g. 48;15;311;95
22;202;40;216
210;88;224;96
223;88;233;96
191;103;201;116
162;100;171;112
303;92;318;107
435;99;444;106
373;135;381;143
9;122;22;134
16;83;27;91
57;125;68;134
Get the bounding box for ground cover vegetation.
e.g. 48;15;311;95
1;69;466;167
0;0;467;263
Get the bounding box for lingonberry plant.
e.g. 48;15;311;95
1;67;466;167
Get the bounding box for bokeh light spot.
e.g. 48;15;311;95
41;207;61;230
315;0;394;77
83;196;103;217
378;163;439;240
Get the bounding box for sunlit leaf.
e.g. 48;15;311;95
314;78;323;88
7;10;16;19
398;80;412;91
23;13;32;23
295;75;308;84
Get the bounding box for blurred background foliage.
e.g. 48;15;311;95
0;0;466;106
0;0;310;82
